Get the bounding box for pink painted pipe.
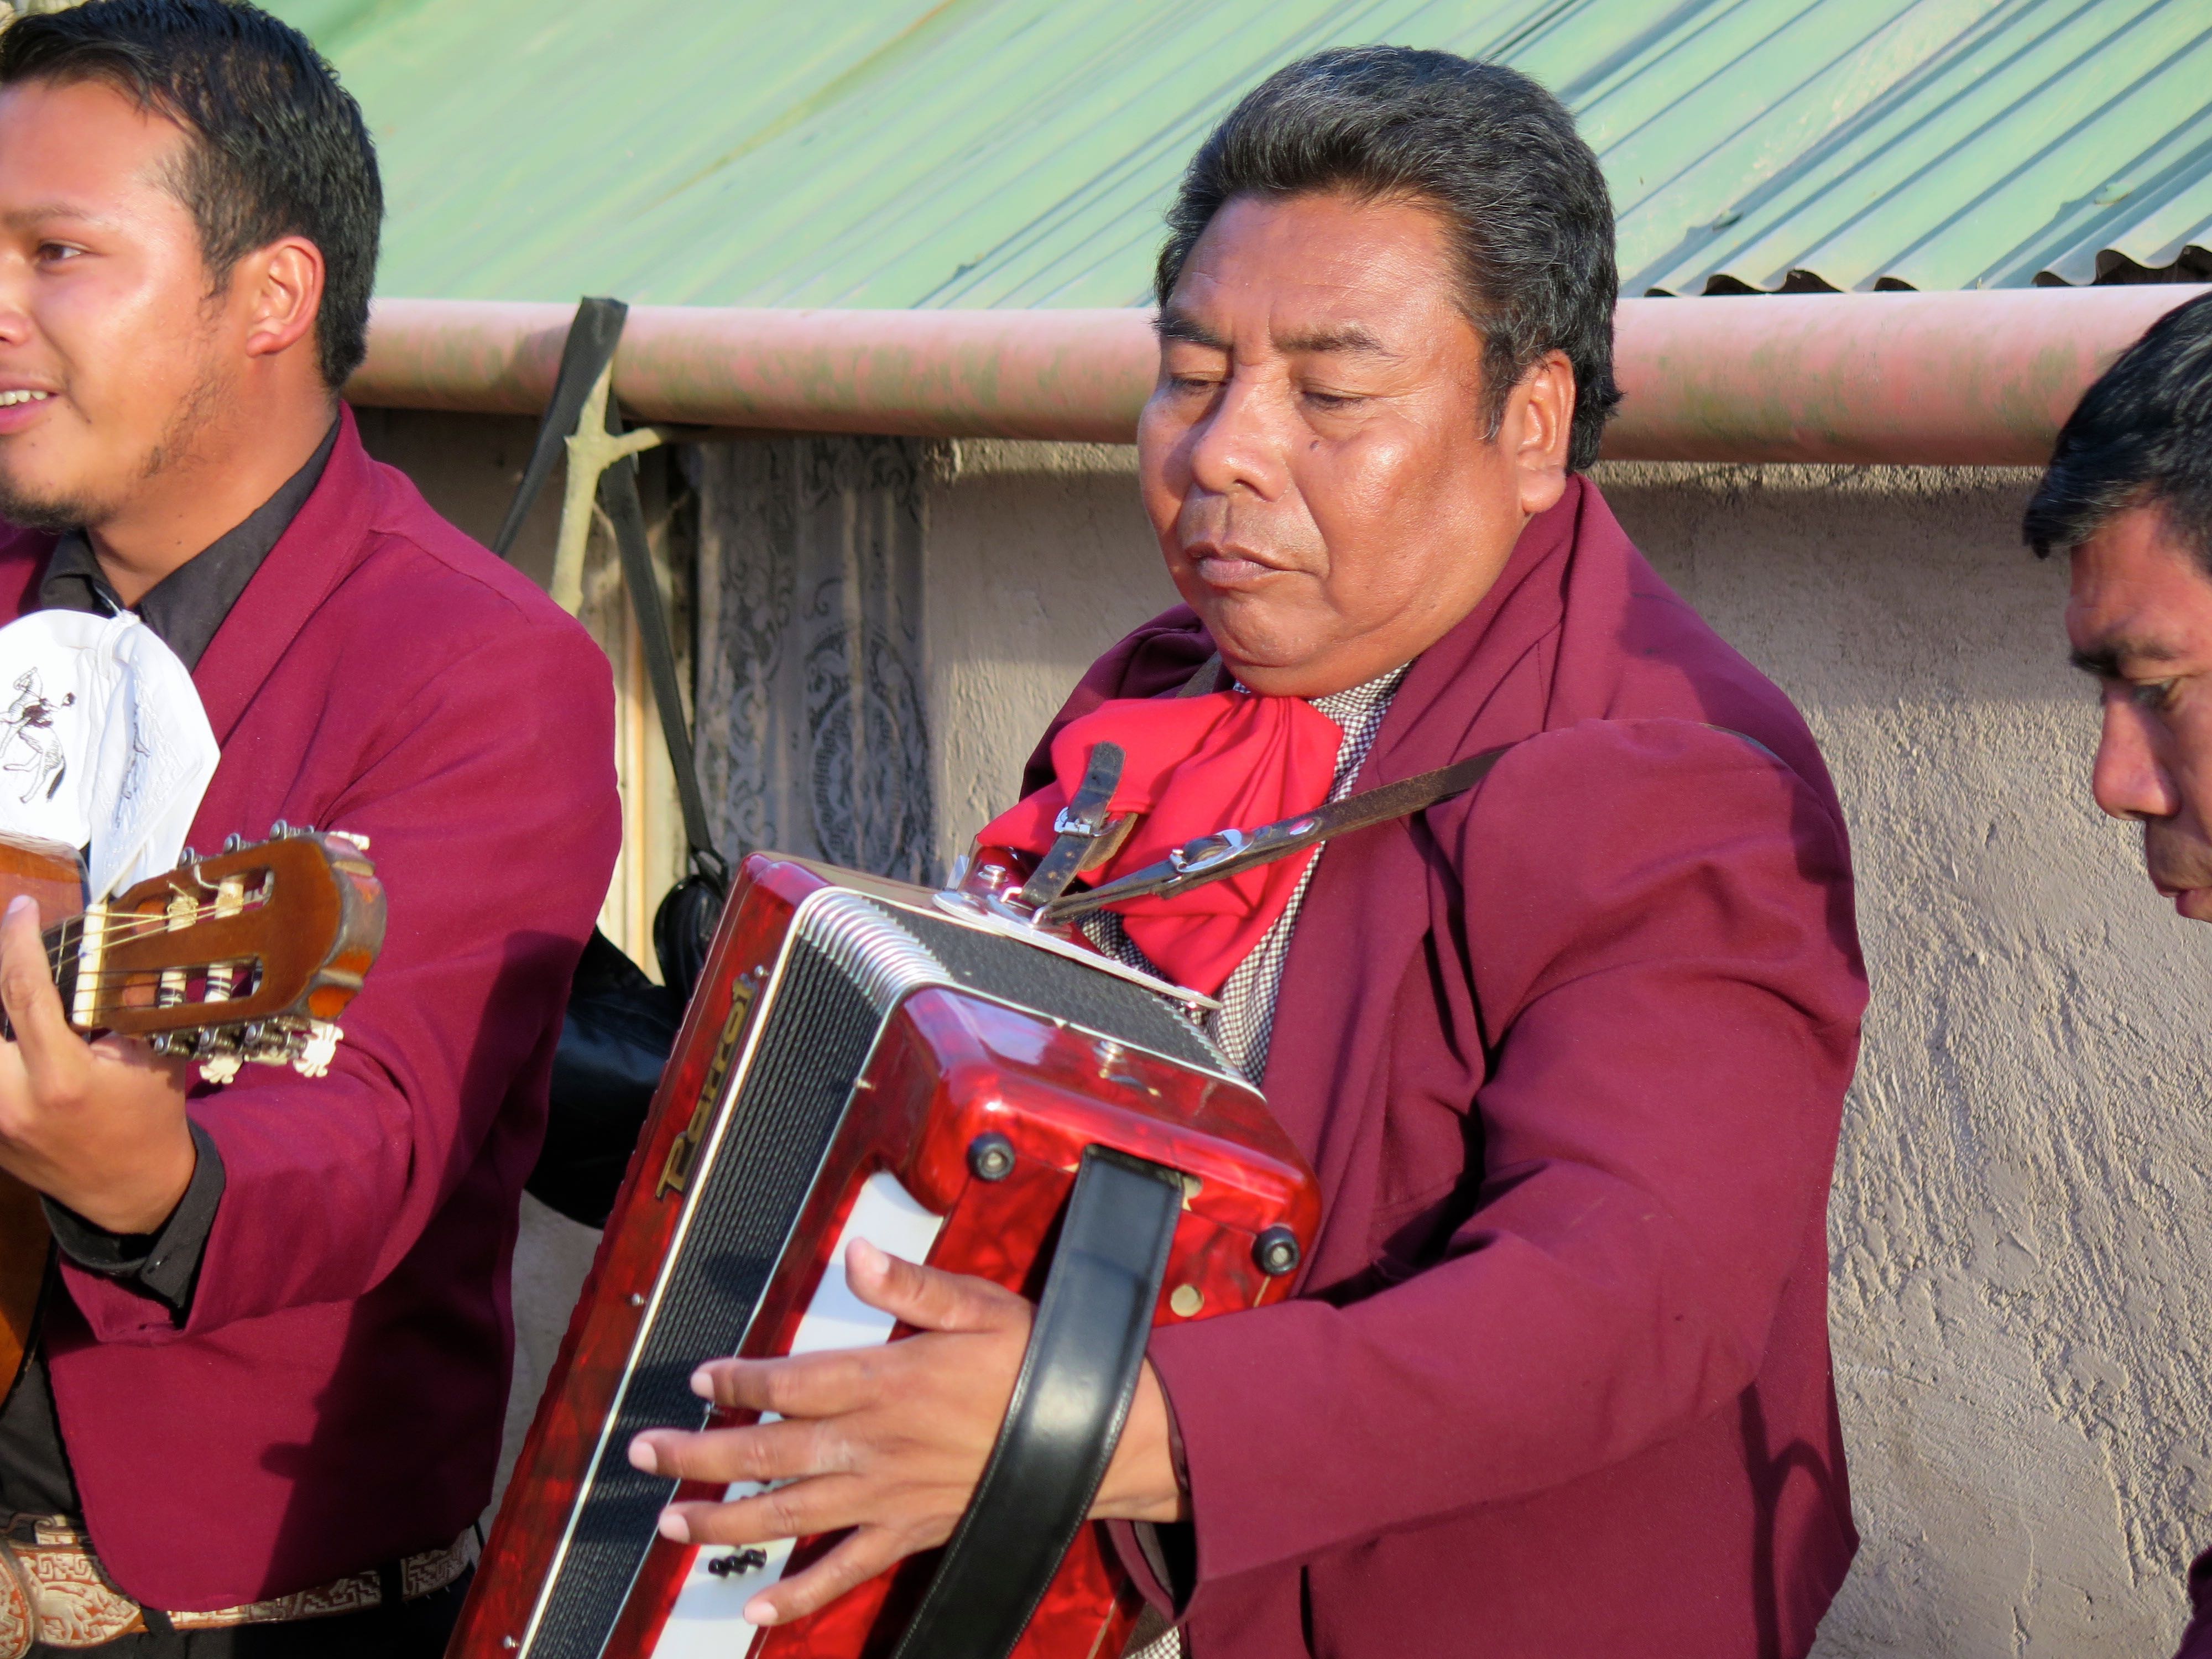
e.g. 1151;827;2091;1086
1605;285;2202;465
347;285;2206;464
347;300;1159;444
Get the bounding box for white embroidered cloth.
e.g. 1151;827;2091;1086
0;608;219;899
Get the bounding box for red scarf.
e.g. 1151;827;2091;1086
978;690;1343;996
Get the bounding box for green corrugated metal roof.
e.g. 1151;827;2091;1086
269;0;2212;305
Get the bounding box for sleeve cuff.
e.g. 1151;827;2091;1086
44;1119;224;1315
1107;1354;1197;1620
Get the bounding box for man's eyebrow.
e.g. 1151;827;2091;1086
1155;308;1228;351
1272;322;1392;357
1152;313;1396;358
2070;638;2185;677
0;201;116;232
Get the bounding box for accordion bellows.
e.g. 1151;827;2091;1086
455;855;1319;1659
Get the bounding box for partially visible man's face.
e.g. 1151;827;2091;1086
2067;503;2212;920
0;76;232;528
1137;189;1572;698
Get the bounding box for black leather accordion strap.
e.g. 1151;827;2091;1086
890;1145;1185;1659
1015;741;1128;911
1042;743;1516;924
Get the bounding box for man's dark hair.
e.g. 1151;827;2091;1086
0;0;382;388
1157;47;1620;471
2025;291;2212;566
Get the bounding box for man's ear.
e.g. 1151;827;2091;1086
237;236;325;364
1502;349;1575;518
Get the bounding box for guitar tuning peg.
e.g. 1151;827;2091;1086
176;847;197;869
223;833;245;853
269;820;289;839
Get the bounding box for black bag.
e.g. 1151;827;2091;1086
651;853;728;1004
531;930;683;1225
493;298;729;1227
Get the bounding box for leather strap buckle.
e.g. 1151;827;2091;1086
1051;802;1108;839
1167;827;1251;875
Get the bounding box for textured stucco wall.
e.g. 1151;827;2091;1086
925;440;1170;865
922;442;2212;1657
1610;462;2212;1659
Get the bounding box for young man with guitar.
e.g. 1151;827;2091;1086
0;2;620;1653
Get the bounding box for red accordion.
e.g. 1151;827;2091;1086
453;854;1319;1659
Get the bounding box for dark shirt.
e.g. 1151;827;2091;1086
37;419;337;668
0;420;337;1521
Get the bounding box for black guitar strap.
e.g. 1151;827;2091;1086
494;296;721;877
493;298;728;998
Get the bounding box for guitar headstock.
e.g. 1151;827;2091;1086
69;826;386;1078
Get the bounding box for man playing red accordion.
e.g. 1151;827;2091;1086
632;48;1869;1659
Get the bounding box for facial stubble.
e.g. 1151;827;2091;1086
0;341;231;536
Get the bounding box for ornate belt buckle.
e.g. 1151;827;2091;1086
0;1515;142;1651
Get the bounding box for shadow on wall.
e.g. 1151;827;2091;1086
1598;461;2212;1659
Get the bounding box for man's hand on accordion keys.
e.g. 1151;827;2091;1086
626;1235;1186;1628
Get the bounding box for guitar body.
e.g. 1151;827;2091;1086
0;832;87;1400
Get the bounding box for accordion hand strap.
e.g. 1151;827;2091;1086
890;1147;1184;1659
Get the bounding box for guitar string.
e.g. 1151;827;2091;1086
60;898;268;935
41;903;256;935
5;900;289;1029
36;906;277;1011
40;901;272;962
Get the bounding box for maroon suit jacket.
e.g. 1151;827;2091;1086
1032;478;1867;1658
0;408;620;1611
2176;1554;2212;1656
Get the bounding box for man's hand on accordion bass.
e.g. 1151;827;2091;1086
626;1237;1185;1627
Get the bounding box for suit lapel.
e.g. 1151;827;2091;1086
192;405;380;748
1259;482;1588;1258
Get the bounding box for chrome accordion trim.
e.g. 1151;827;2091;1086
797;888;952;1014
